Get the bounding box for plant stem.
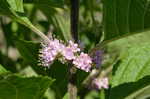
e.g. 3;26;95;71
68;0;79;99
70;0;79;43
29;25;50;43
68;64;77;99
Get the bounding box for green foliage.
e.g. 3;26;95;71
109;76;150;99
0;0;50;42
112;43;150;86
24;0;64;8
14;38;49;75
0;74;54;99
47;61;68;98
110;43;150;98
39;6;71;41
0;64;8;74
14;38;40;65
0;0;32;27
103;0;150;41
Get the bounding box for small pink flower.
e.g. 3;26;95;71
73;52;92;72
62;40;80;60
39;45;56;67
68;40;80;52
93;77;109;89
51;39;65;53
39;39;64;67
62;47;75;60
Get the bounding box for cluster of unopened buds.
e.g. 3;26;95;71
39;38;92;72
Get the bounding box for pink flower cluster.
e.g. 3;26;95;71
92;77;109;89
73;52;92;72
39;39;64;67
39;38;92;72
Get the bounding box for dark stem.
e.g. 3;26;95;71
68;0;79;99
70;0;79;43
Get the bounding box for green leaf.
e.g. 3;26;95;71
47;61;68;98
38;6;71;41
0;65;8;74
51;13;71;41
103;0;150;41
62;93;69;99
0;74;54;99
0;0;17;16
14;38;47;75
109;76;150;99
0;0;48;41
125;84;150;99
110;43;150;98
63;93;80;99
0;52;17;72
84;90;99;99
14;38;40;65
0;0;32;26
24;0;64;8
26;0;69;41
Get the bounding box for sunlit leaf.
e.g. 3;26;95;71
24;0;64;8
110;43;150;99
0;64;8;74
